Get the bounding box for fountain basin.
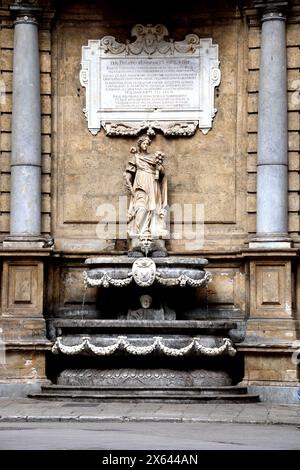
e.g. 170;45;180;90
84;256;211;288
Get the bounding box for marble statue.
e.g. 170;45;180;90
124;135;168;255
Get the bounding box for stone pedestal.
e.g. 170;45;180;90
0;255;52;396
238;250;300;403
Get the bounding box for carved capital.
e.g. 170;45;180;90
253;1;289;21
10;2;42;25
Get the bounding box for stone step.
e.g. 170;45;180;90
28;391;259;403
40;385;249;396
29;385;259;403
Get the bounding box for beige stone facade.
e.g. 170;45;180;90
0;0;299;402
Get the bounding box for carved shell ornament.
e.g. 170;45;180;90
132;257;156;287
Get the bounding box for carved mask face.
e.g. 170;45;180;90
132;258;156;287
144;31;156;53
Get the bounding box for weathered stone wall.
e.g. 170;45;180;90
1;1;299;251
0;0;298;325
38;1;250;319
51;2;248;253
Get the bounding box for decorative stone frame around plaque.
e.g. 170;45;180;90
80;24;221;137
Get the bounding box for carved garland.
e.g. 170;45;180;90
156;270;212;287
83;271;134;288
52;336;236;357
83;269;212;288
102;121;199;137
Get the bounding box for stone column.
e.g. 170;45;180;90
250;1;290;249
6;3;43;247
0;3;51;398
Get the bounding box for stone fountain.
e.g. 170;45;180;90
33;137;258;402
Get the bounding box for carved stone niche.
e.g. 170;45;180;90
80;24;220;137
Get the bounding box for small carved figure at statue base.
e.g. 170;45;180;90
127;294;175;321
124;136;168;257
127;294;163;320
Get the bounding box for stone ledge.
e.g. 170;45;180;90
2;239;53;251
51;319;237;330
4;340;52;351
0;251;52;257
237;340;299;353
85;256;208;266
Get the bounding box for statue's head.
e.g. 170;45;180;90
137;135;151;151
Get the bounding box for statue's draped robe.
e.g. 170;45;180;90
126;152;167;238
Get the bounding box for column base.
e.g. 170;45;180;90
249;234;292;249
246;385;300;404
238;339;300;405
0;381;51;398
3;236;53;250
0;341;52;398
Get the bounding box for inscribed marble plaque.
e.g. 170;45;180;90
80;24;220;136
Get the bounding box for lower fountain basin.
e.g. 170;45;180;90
57;368;232;387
